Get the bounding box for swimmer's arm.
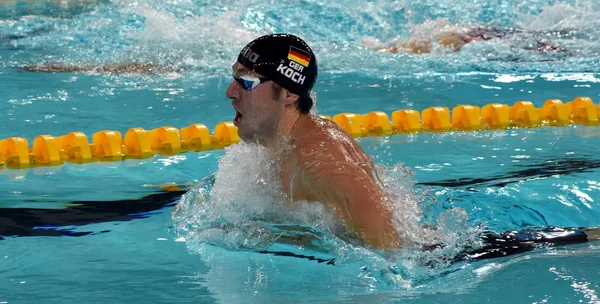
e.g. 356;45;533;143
21;62;180;74
21;62;90;72
297;145;401;249
375;39;432;54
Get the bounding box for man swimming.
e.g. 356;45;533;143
375;24;568;54
227;34;401;249
20;62;184;74
226;33;600;254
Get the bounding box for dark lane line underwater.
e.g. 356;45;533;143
419;157;600;189
1;157;599;266
1;157;599;239
0;186;594;266
0;190;186;239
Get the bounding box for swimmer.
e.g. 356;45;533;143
227;34;401;249
20;62;185;74
225;33;599;253
375;24;569;54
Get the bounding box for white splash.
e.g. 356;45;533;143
173;142;290;251
172;137;481;291
516;1;600;32
127;5;259;46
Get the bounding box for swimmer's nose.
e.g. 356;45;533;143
226;80;239;100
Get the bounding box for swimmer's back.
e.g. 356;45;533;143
287;114;401;249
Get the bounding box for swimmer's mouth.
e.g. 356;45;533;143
234;110;243;126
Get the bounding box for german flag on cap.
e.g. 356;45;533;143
287;46;311;67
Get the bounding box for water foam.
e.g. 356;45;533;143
516;1;600;33
124;4;262;70
172;142;289;251
172;135;484;290
7;0;600;77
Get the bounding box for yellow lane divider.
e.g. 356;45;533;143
0;122;239;169
0;97;598;169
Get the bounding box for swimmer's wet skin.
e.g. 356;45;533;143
224;33;590;251
227;34;400;249
376;25;569;55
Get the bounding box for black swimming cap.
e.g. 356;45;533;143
237;34;318;96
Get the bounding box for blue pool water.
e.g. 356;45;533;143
1;0;600;303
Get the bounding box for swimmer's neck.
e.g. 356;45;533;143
261;107;306;151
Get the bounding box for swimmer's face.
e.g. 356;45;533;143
226;62;284;142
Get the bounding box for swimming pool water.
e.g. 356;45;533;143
1;0;600;303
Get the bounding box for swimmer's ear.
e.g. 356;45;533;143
282;89;300;106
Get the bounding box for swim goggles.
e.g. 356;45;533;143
233;74;269;91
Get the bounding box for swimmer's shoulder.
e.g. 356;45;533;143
293;115;362;164
295;115;355;146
